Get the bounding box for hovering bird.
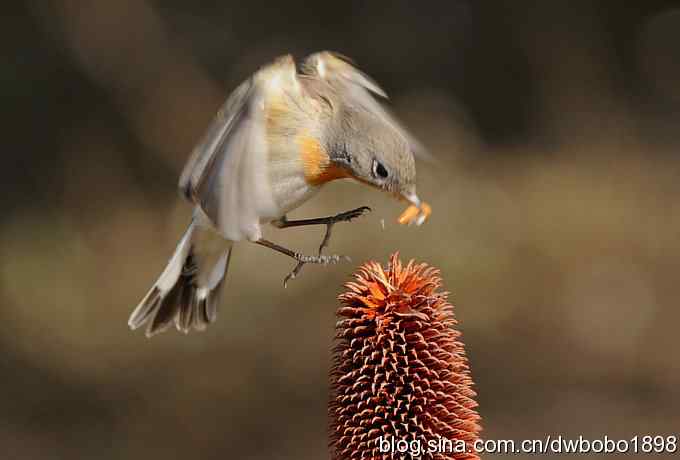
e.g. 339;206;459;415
129;51;431;337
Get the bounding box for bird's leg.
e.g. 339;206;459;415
255;238;350;287
272;206;371;255
266;207;369;285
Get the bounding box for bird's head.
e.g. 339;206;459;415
327;106;420;208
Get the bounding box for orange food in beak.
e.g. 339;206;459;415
398;202;432;225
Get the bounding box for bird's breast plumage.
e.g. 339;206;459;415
258;57;350;220
262;83;321;219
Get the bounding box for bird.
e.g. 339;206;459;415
128;51;431;337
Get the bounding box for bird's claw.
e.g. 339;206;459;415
283;261;305;288
280;206;368;286
331;206;372;224
282;253;350;287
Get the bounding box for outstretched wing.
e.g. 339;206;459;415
302;51;433;162
179;76;277;241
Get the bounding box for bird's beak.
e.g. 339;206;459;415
397;190;431;226
401;191;421;207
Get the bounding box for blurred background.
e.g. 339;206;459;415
4;1;680;458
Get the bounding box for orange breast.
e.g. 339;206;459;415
298;135;350;186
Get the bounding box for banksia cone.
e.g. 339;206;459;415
330;254;481;459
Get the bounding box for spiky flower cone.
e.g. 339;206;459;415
330;254;481;460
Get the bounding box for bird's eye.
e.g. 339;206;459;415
372;159;389;179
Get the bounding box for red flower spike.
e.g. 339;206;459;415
330;253;482;459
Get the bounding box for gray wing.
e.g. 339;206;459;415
303;51;433;162
179;78;277;241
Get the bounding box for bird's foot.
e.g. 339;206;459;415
283;253;351;287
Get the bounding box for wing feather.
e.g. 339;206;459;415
179;78;253;201
344;82;434;162
179;76;277;241
302;51;387;98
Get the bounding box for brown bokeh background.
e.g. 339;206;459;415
4;1;680;459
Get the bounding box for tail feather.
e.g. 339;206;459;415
177;277;196;333
128;286;161;329
148;280;183;335
129;222;232;337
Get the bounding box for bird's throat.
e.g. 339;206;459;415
298;134;350;186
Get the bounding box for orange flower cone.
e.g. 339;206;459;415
329;253;481;459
